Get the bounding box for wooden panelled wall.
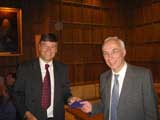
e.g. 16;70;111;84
1;0;160;84
125;0;160;83
18;0;127;85
40;0;126;84
0;0;21;75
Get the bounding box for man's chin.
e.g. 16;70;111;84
42;58;53;62
110;66;117;71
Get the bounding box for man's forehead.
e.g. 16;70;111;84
41;41;57;44
103;40;121;49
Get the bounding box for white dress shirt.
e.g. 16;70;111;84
39;58;54;118
109;62;127;120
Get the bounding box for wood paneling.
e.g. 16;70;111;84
4;0;160;85
82;7;92;23
152;2;160;22
153;23;160;41
29;0;126;86
143;5;153;23
62;4;73;22
126;0;160;83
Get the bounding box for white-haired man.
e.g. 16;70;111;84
81;37;158;120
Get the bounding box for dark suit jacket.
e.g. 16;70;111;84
14;59;72;120
91;64;158;120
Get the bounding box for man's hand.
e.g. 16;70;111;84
80;101;92;113
25;111;37;120
67;96;81;105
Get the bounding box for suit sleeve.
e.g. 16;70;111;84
91;74;105;115
91;100;104;115
143;69;158;120
14;64;29;119
63;65;72;104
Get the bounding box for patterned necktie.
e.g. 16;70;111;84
111;74;119;120
41;64;51;110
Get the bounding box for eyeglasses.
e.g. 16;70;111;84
103;48;121;58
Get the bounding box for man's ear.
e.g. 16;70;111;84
123;49;126;57
55;43;58;53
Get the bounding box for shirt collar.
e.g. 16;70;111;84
39;58;53;67
112;62;127;76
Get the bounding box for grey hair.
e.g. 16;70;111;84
103;36;125;49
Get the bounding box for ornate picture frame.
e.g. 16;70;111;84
0;7;22;56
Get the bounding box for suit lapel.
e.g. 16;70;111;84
118;64;134;108
106;72;112;108
53;61;59;106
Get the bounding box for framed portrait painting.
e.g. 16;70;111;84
0;7;22;56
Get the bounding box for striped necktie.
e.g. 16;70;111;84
111;74;119;120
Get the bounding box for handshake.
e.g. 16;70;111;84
68;97;92;113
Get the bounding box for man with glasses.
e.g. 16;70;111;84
80;36;158;120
